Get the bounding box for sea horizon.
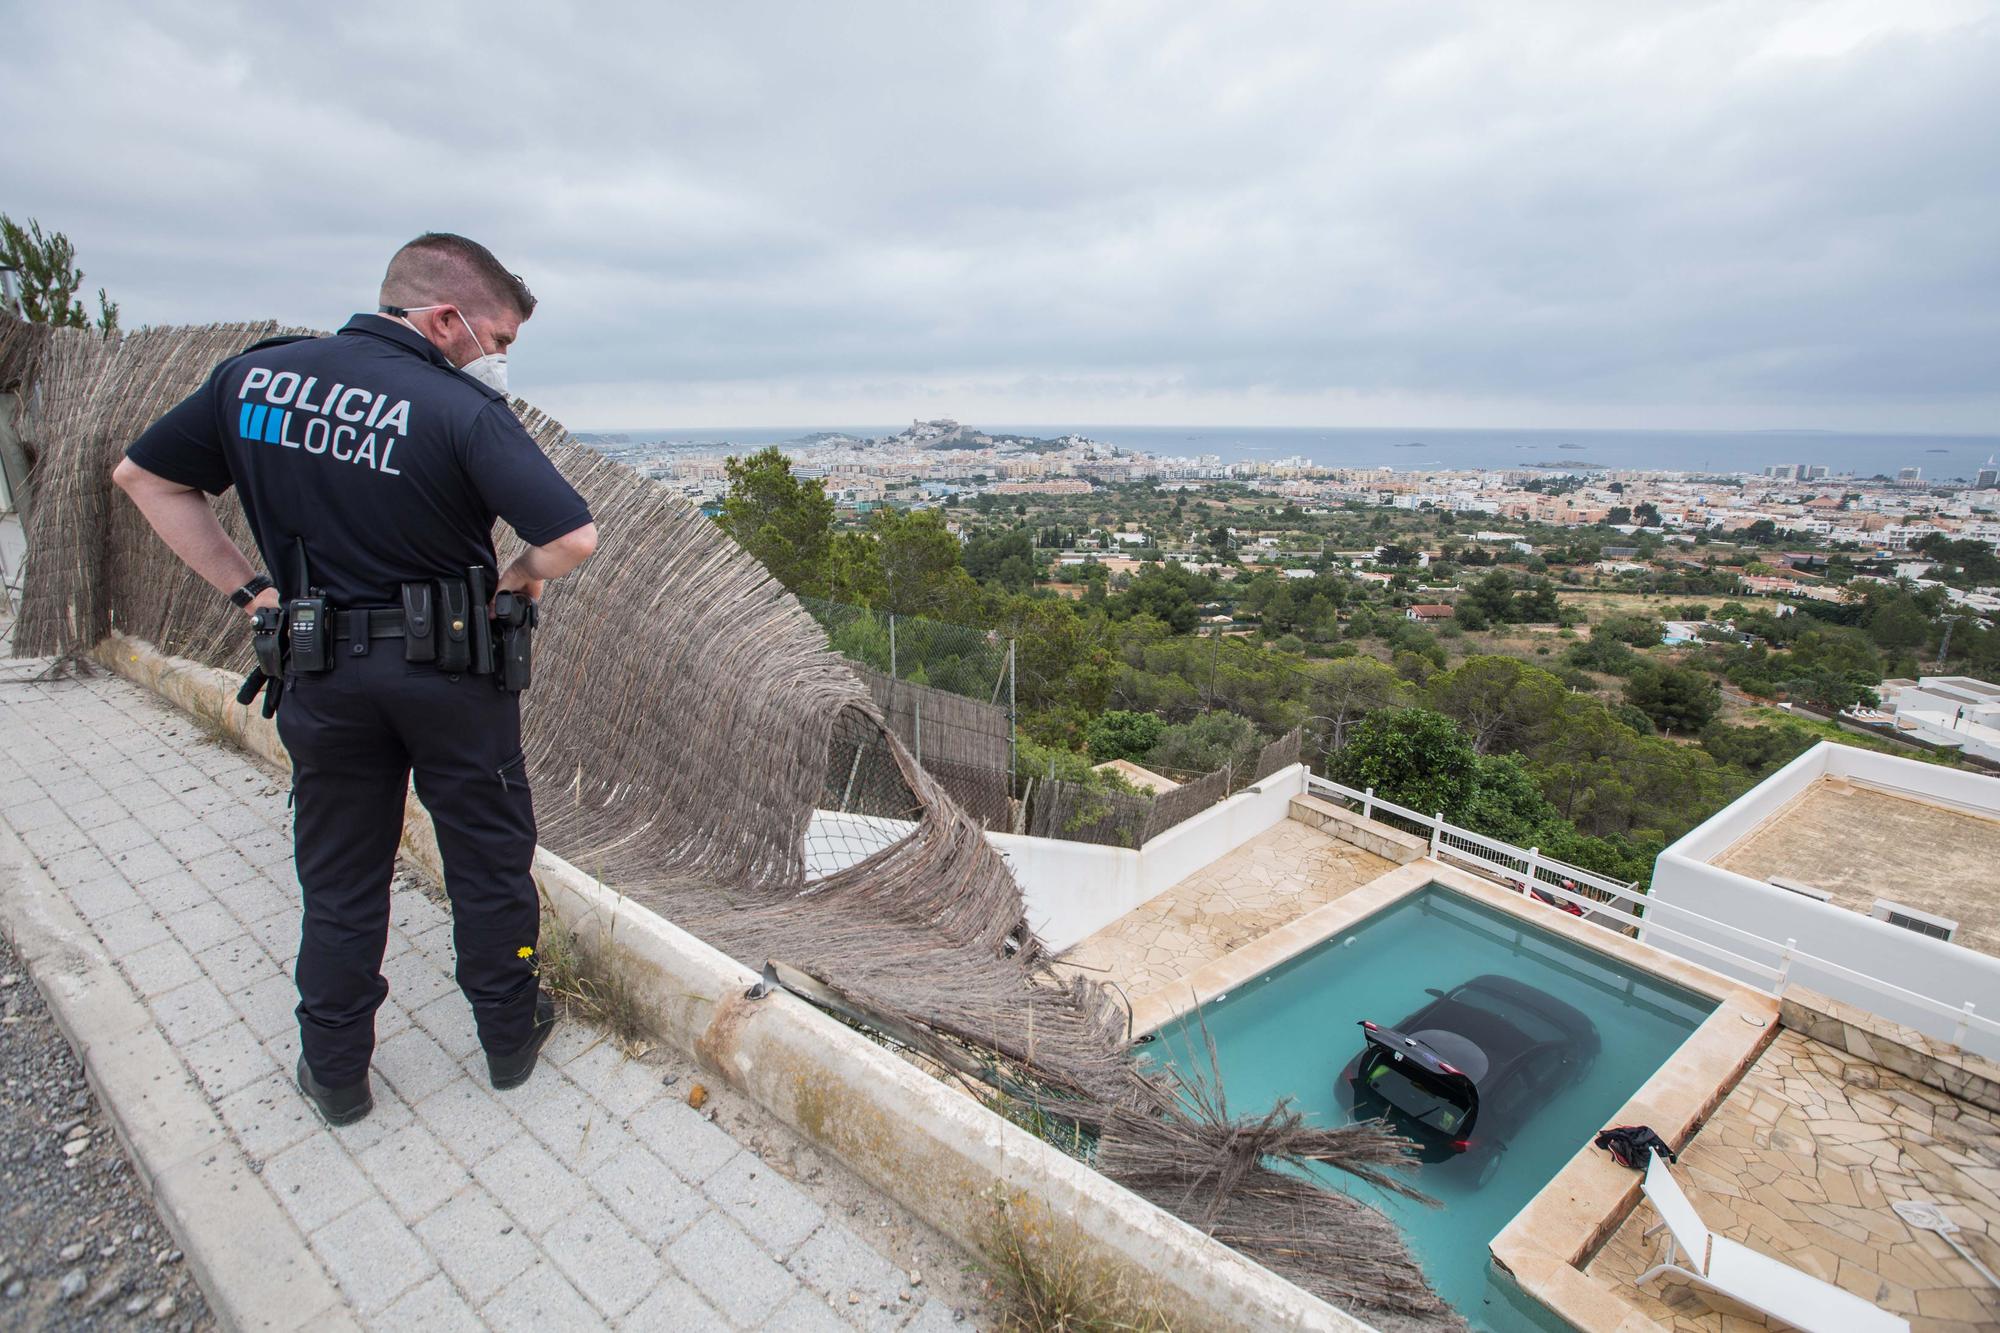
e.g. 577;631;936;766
575;424;2000;482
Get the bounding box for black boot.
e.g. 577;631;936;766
487;995;557;1091
296;1055;373;1126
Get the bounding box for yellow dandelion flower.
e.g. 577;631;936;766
517;946;534;959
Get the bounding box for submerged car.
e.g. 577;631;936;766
1336;974;1600;1170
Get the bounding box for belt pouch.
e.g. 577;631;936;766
400;583;437;663
436;579;472;673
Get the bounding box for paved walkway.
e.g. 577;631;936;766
1056;818;1395;1002
1588;1028;2000;1332
0;664;974;1331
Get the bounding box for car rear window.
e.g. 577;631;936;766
1363;1054;1472;1134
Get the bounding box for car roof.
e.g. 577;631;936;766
1392;974;1600;1081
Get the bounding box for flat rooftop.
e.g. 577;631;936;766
1588;1028;2000;1329
1713;777;2000;958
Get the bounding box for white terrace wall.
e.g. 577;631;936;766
806;766;1310;954
1648;743;2000;1060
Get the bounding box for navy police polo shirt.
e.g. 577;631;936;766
126;314;593;607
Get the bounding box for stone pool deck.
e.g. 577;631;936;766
1587;1028;2000;1332
1054;818;1395;1004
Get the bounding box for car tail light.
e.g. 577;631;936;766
1452;1139;1472;1153
1436;1060;1462;1077
1360;1020;1379;1031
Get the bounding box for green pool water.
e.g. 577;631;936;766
1146;884;1714;1331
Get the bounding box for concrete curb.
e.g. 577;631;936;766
93;633;1369;1333
0;821;357;1333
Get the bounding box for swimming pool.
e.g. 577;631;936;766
1146;884;1715;1331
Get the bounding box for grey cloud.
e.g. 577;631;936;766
3;1;1996;430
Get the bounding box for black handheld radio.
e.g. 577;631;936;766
287;538;330;674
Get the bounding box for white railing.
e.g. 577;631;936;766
1304;774;2000;1054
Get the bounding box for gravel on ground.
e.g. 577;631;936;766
0;930;215;1333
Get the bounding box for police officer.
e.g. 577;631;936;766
112;233;597;1126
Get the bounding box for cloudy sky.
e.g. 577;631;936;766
6;1;1997;432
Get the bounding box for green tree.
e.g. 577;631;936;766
714;448;834;594
1084;710;1166;763
1309;657;1407;755
1333;707;1480;819
1147;711;1262;775
964;527;1038;592
0;214;119;334
1424;656;1566;754
1623;664;1721;734
871;508;977;619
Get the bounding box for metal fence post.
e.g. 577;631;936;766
1776;937;1797;993
1007;638;1017;788
1362;786;1374;821
1430;813;1444;858
1955;1002;1975;1047
888;613;898;679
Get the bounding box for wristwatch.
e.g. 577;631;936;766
230;574;275;609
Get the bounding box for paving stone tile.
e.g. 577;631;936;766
182;1018;280;1101
264;1131;374;1233
374;1025;461;1106
629;1097;745;1185
328;1084;416;1157
124;937;203;998
414;1188;540;1304
216;1070;318;1161
668;1212;800;1327
232;969;301;1042
480;1258;602;1333
70;871;143;922
43;842;117;885
88;816;156;854
110;840;182;885
706;1151;826;1256
356;1119;463;1224
381;945;457;1011
616;1275;727;1331
244;907;302;963
542;1199;661;1317
765;1287;858;1333
92;902;172;956
194;932;280;996
170;899;246;955
564;1039;671;1119
411;990;483;1060
5;795;67;831
588;1142;710;1247
141;872;211;917
785;1220;915;1315
159;819;227;861
22;819;89;859
314;1197;437;1314
376;1272;484;1333
151;976;236;1044
472;1131;593;1238
412;1076;525;1167
216;874;293;927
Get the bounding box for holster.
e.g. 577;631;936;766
400;582;437;663
491;592;537;692
435;578;473;672
251;605;285;679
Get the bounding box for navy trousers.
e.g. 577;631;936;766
276;647;541;1087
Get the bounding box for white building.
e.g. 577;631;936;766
1647;742;2000;1057
1881;676;2000;764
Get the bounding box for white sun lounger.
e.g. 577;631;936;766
1636;1153;1908;1333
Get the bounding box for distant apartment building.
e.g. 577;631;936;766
1977;468;2000;490
1898;466;1923;483
1879;676;2000;765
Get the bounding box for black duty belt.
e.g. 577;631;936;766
332;608;406;640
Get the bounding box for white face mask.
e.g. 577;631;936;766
389;304;509;394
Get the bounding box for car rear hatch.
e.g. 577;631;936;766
1357;1020;1480;1140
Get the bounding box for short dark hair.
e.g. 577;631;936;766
379;232;536;321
